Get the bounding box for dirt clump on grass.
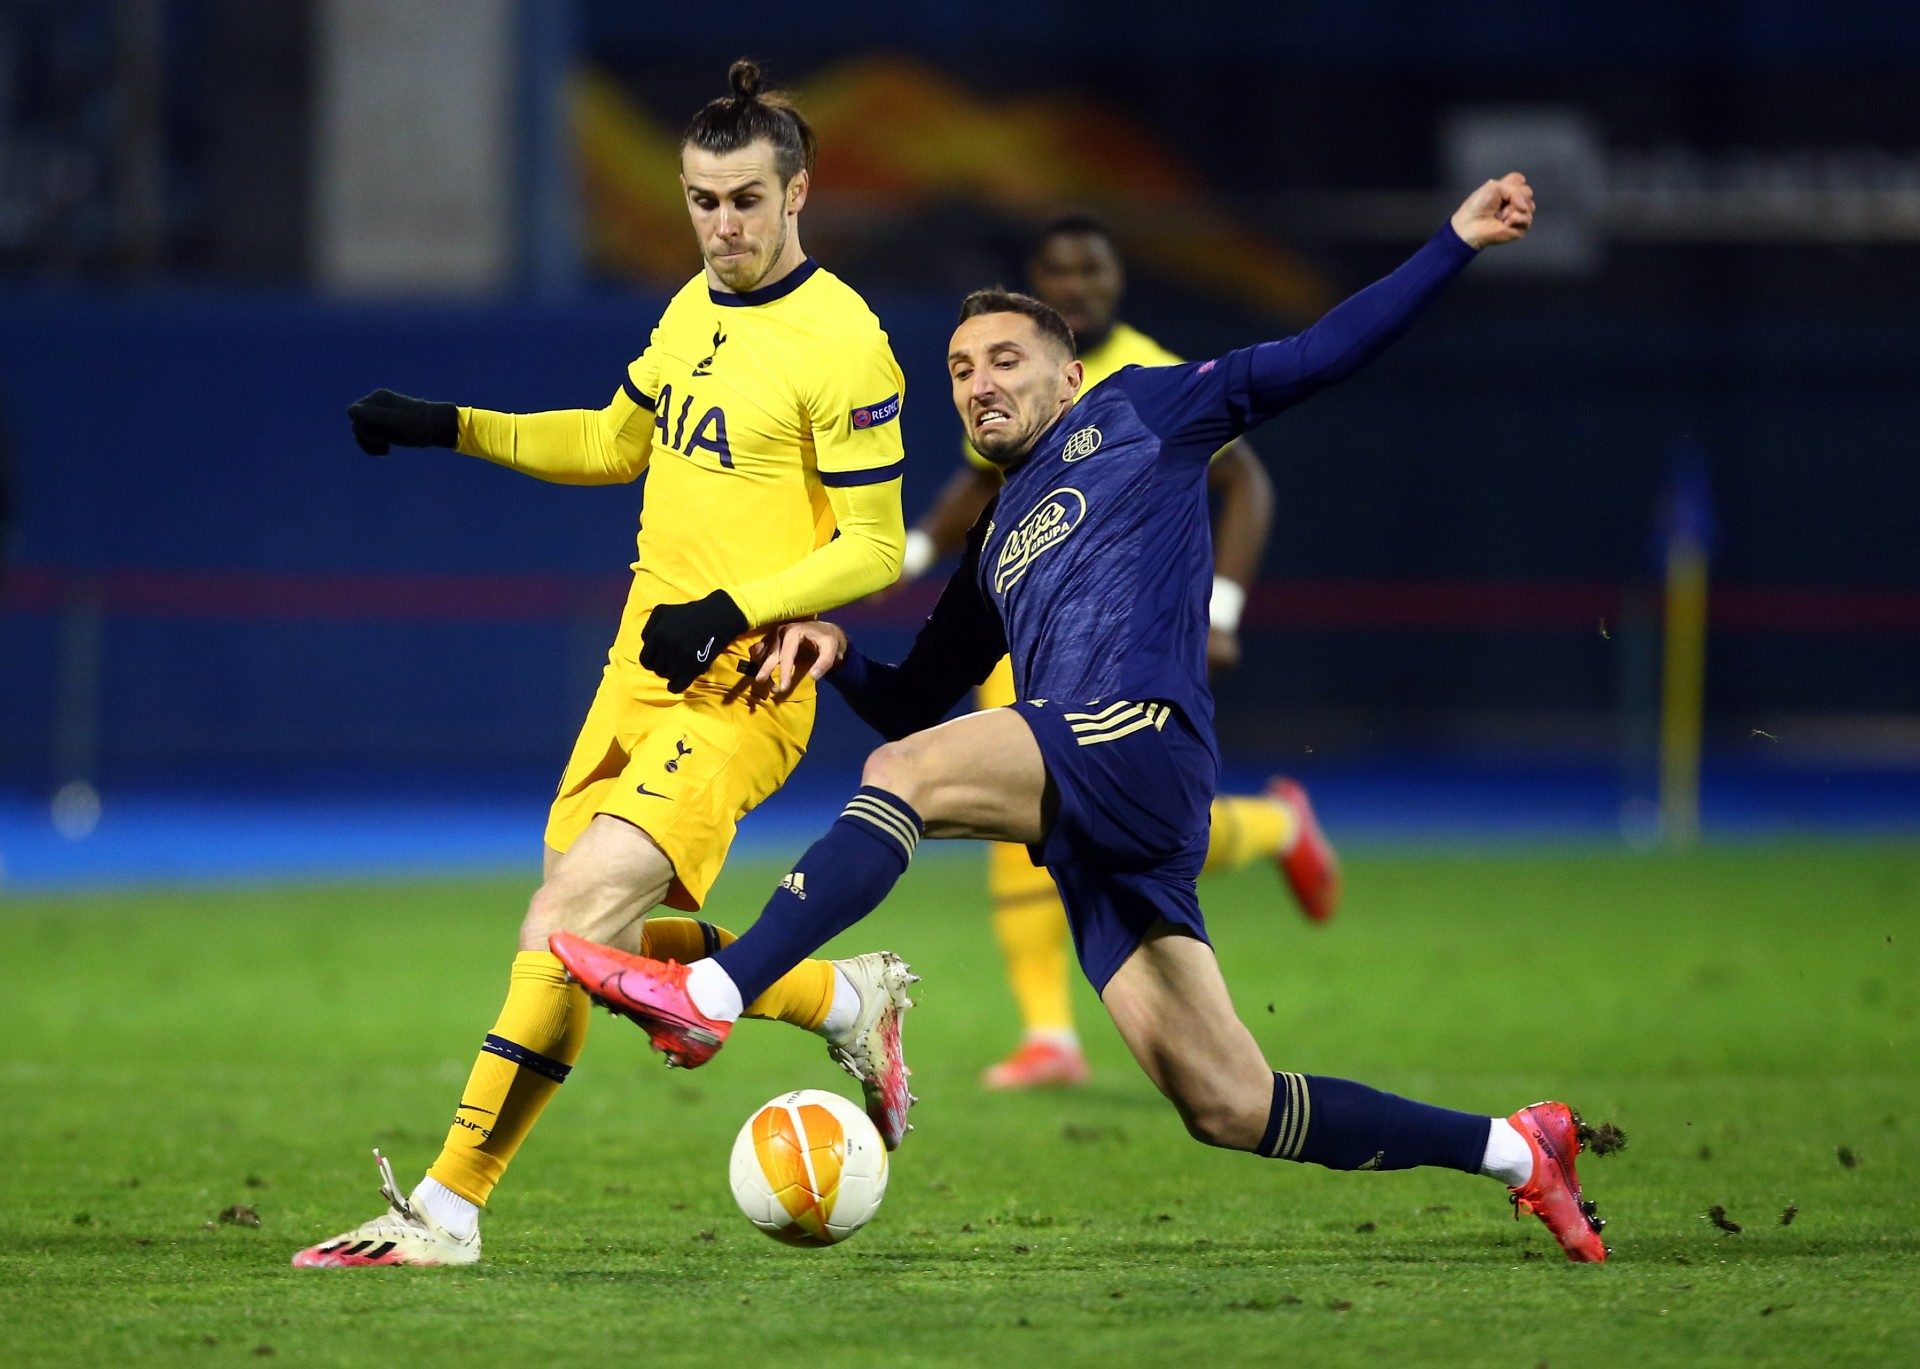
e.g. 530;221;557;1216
1705;1205;1742;1234
1576;1119;1627;1155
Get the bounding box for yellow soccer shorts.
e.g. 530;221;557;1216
546;659;812;911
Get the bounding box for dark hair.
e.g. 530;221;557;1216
958;287;1077;357
1031;210;1118;258
682;59;818;184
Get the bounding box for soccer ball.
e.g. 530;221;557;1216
729;1088;889;1246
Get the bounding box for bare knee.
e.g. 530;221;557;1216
517;871;654;952
860;738;929;809
518;882;578;951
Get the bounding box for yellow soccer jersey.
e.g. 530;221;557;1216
459;258;908;668
962;320;1182;470
626;261;906;623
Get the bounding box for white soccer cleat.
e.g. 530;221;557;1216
290;1150;480;1268
824;952;918;1150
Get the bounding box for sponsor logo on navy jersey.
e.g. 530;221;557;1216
850;393;901;429
995;487;1086;593
1061;425;1102;462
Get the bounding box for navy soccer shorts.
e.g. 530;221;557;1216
1010;698;1219;991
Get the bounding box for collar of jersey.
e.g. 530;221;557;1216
709;258;819;307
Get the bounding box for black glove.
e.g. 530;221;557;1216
347;389;459;455
639;590;749;693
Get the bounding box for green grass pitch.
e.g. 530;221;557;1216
4;841;1917;1366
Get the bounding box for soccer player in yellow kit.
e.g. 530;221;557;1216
293;61;918;1268
900;215;1341;1090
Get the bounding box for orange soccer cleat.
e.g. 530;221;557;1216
1268;776;1342;924
549;932;731;1068
980;1036;1092;1091
1507;1100;1612;1262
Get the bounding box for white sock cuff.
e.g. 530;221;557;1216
1478;1117;1535;1187
413;1176;480;1240
686;958;745;1023
818;965;860;1038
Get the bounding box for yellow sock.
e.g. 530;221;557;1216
988;841;1074;1036
1203;793;1297;876
640;916;835;1032
426;950;588;1207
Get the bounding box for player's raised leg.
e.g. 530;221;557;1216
626;913;918;1143
552;705;1050;1136
1096;922;1613;1262
1202;780;1342;923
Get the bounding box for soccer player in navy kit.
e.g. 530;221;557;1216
555;173;1619;1261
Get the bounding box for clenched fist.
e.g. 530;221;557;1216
1450;173;1535;249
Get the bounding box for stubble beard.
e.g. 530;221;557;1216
711;215;788;293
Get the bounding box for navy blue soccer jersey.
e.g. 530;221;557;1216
829;223;1478;746
980;360;1236;743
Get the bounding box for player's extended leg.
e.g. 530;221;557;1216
426;816;874;1211
1097;923;1613;1262
292;816;864;1267
551;707;1050;1123
293;817;664;1267
1203;780;1342;923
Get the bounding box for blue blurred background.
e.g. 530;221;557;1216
4;0;1919;889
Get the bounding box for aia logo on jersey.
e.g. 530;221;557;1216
851;393;900;429
1060;425;1102;462
653;383;733;468
995;487;1086;593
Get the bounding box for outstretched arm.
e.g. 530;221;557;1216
345;383;653;486
457;394;652;485
1124;174;1535;453
1244;173;1535;415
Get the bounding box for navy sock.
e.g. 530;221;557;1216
711;786;923;1005
1260;1072;1490;1174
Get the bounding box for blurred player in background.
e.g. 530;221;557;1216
556;175;1618;1265
899;215;1340;1089
294;60;918;1269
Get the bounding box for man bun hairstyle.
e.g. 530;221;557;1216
959;287;1077;358
683;58;818;184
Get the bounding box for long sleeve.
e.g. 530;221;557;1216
723;312;912;626
456;387;653;486
726;477;906;628
1114;223;1478;458
828;509;1008;741
1241;223;1476;415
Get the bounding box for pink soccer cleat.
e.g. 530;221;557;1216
981;1036;1092;1091
549;932;731;1067
1268;776;1342;924
1507;1100;1613;1262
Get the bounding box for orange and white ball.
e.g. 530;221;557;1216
729;1089;889;1246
